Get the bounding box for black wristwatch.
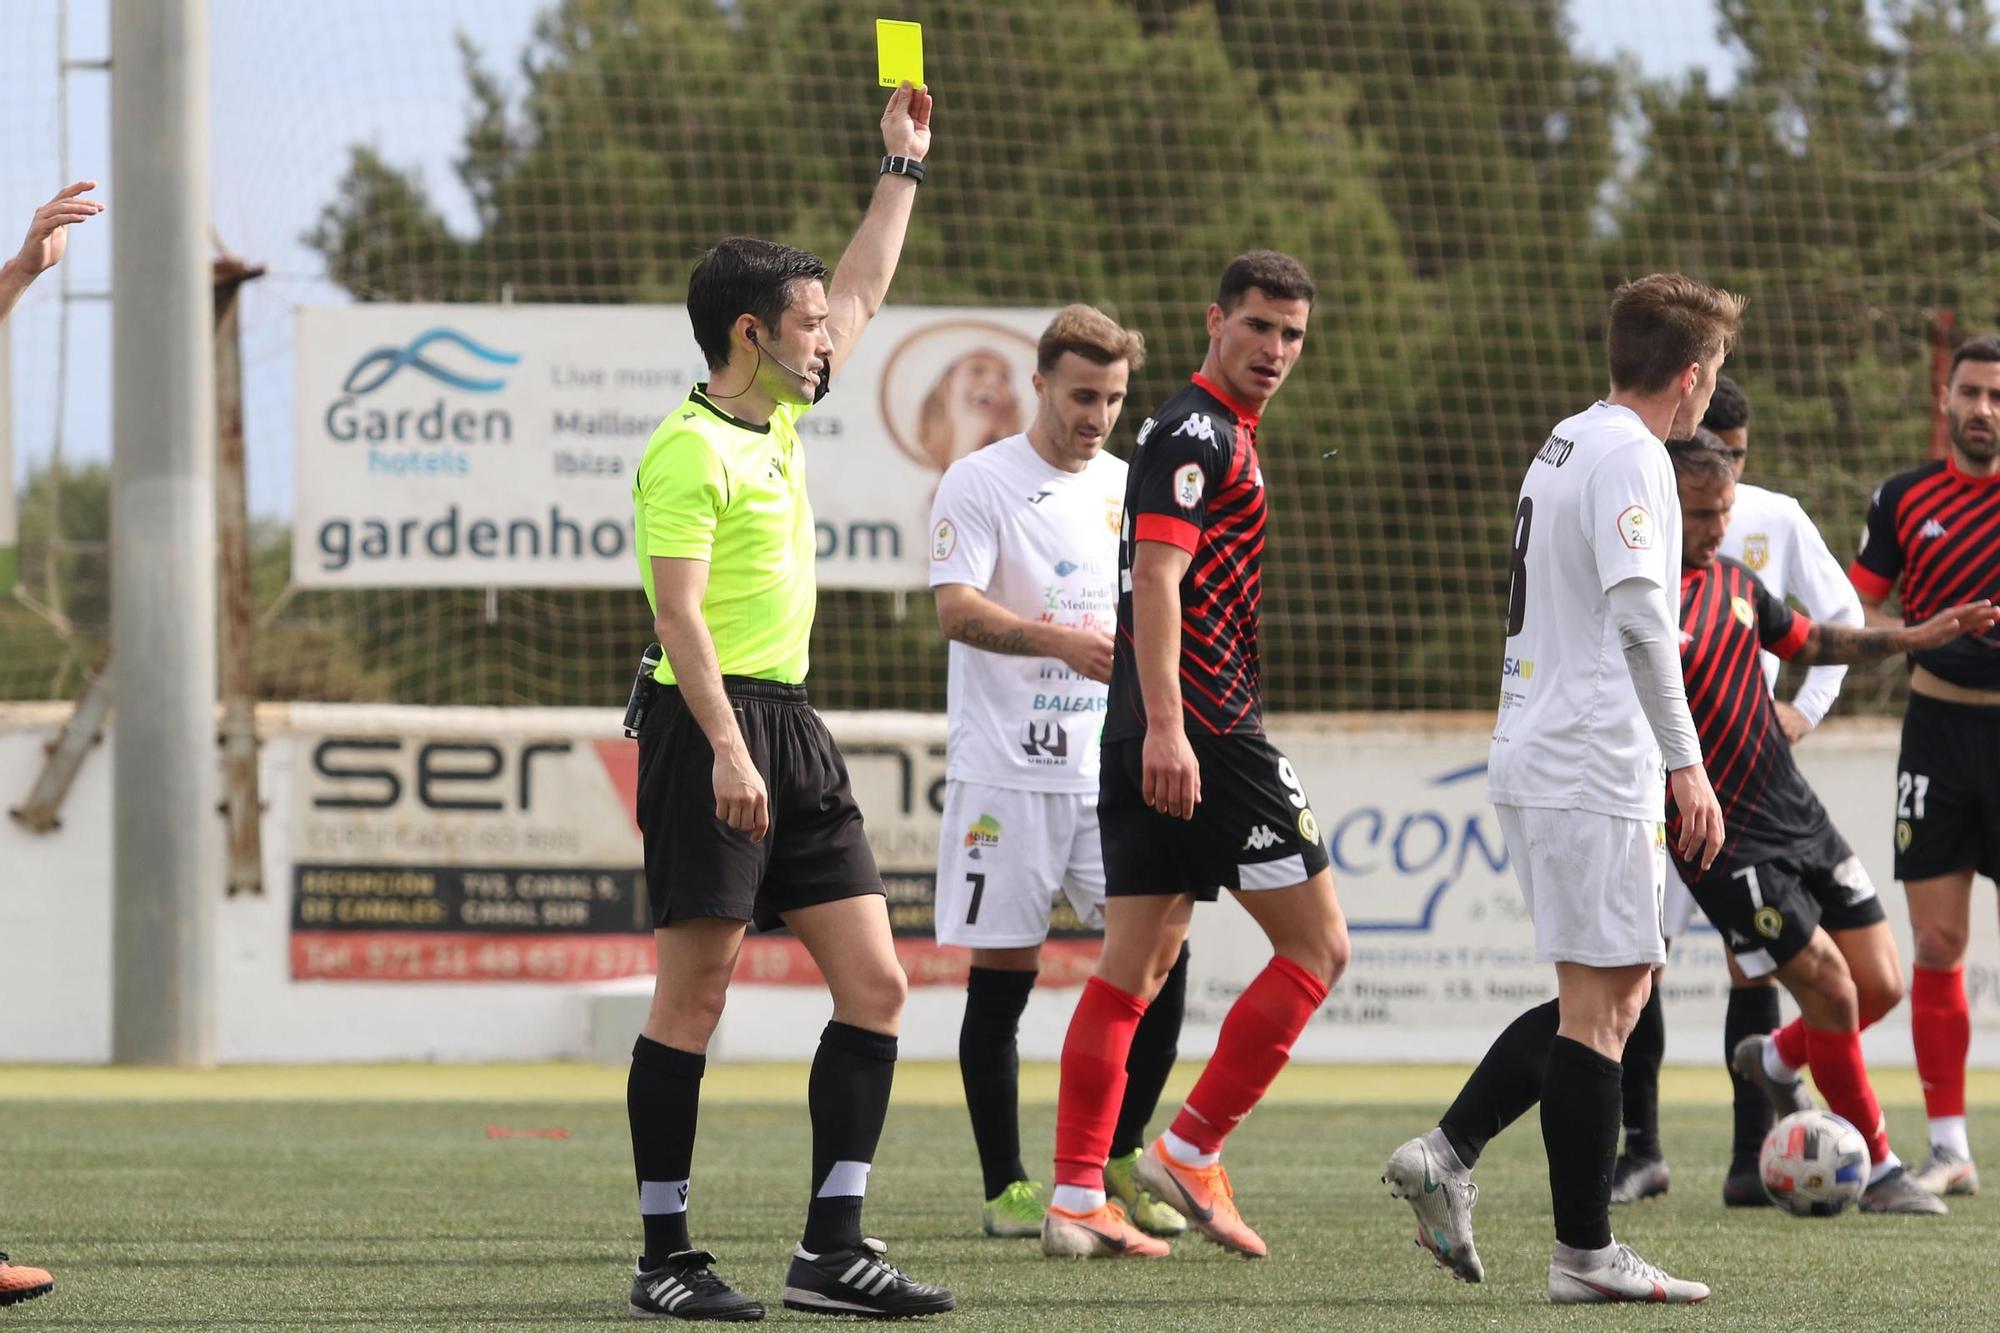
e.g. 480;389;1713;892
880;154;926;185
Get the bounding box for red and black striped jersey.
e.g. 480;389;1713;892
1666;556;1832;882
1849;459;2000;689
1105;373;1268;740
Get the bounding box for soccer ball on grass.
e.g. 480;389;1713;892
1759;1108;1869;1217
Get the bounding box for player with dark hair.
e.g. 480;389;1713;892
1387;273;1736;1304
1615;378;1868;1209
0;178;101;1314
1041;250;1351;1262
1660;435;1992;1215
928;305;1187;1243
622;84;954;1320
1849;334;2000;1198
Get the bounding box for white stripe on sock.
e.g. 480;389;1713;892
817;1159;872;1199
639;1179;690;1214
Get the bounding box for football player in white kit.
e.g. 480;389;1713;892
1386;274;1734;1305
1614;381;1868;1209
928;305;1188;1242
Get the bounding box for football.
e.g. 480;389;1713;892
1759;1109;1871;1217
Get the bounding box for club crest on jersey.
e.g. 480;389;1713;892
1173;463;1205;509
1104;498;1122;535
963;814;1002;859
931;519;957;561
1896;819;1914;853
1732;596;1755;627
1617;504;1654;550
1744;533;1770;570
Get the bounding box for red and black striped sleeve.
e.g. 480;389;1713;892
1848;479;1905;601
1129;416;1225;554
1751;570;1812;660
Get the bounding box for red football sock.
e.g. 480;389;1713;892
1772;1017;1808;1072
1912;965;1970;1119
1803;1025;1890;1168
1053;976;1149;1189
1169;955;1329;1155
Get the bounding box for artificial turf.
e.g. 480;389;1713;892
1;1064;1994;1330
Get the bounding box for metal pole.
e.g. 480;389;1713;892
111;0;217;1066
0;331;13;593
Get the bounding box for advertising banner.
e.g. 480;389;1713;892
292;304;1055;591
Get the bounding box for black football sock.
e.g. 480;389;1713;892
1726;983;1782;1168
1438;998;1559;1169
1112;942;1188;1159
960;966;1036;1199
1620;983;1665;1161
628;1035;703;1266
803;1021;898;1255
1542;1035;1622;1252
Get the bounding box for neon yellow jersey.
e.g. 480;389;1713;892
633;385;816;684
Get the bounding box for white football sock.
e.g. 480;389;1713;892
1930;1115;1971;1158
1763;1037;1801;1084
1868;1152;1902;1185
1051;1184;1105;1214
1161;1128;1219;1168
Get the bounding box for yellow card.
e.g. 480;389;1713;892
876;19;923;89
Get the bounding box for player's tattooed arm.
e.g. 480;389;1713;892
1791;600;1999;665
955;617;1036;655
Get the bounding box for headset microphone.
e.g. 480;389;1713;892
748;326;816;383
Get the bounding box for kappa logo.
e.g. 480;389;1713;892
1243;824;1282;851
1920;518;1949;539
1617;504;1654;550
1173;463;1205;509
1727;928;1754;949
1173;413;1219;446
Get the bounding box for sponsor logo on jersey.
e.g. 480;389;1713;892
1502;656;1535;680
1753;905;1784;939
1920;518;1948;539
1173;413;1218;446
1173;463;1204;509
1054;560;1079;577
1019;721;1069;762
963;814;1002;859
1242;824;1281;851
931;519;956;561
1731;595;1755;627
1028;489;1052;504
1744;533;1770;570
1617;504;1654;550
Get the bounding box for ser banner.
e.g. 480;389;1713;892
293;303;1055;591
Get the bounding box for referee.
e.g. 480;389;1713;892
621;84;953;1322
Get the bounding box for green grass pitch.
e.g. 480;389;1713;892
2;1063;1995;1329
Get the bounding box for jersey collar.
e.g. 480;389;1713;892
1192;372;1260;428
1947;455;2000;487
690;383;772;435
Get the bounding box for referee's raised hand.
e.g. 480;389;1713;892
881;82;932;161
713;745;770;842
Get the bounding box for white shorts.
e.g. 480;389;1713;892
1660;865;1702;940
1494;803;1668;968
934;780;1105;949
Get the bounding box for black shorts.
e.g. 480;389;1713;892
636;677;881;931
1687;822;1887;980
1894;694;2000;883
1099;733;1331;898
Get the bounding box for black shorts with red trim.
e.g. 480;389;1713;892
1098;734;1330;898
636;677;881;931
1893;693;2000;883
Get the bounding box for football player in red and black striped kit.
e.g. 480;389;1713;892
1663;436;1995;1214
1041;252;1350;1262
1848;335;2000;1197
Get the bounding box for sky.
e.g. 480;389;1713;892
0;0;1739;523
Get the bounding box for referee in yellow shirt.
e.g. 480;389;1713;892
619;84;953;1322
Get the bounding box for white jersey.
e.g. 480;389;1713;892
1488;402;1683;822
928;434;1125;792
1721;481;1865;724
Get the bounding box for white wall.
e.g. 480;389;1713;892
3;704;1996;1066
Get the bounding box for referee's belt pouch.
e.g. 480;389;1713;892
622;644;664;738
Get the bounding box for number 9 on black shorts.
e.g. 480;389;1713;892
1098;734;1331;898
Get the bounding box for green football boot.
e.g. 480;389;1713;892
1105;1148;1188;1237
981;1179;1048;1238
